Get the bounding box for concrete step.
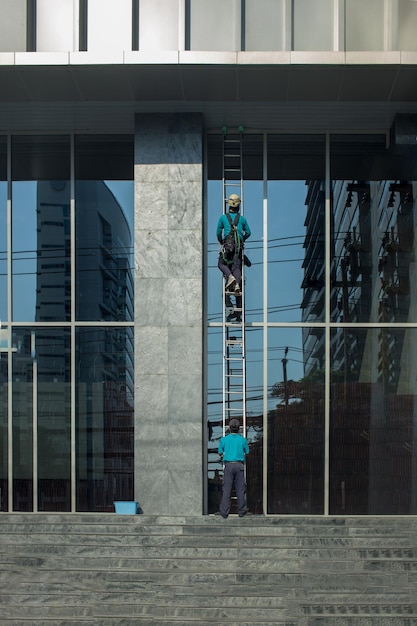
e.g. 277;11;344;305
0;513;416;625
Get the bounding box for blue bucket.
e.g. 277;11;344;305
114;501;138;514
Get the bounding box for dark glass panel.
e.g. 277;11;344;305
11;136;71;322
268;135;326;323
76;327;134;512
36;328;71;511
0;136;6;321
331;134;417;323
207;326;223;513
12;328;34;512
330;327;417;515
0;325;7;510
12;327;71;511
245;326;264;515
268;328;325;514
75;136;134;322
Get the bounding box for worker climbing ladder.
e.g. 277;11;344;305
221;127;247;439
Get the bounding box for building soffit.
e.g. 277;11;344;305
1;51;417;105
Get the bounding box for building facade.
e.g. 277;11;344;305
1;0;417;516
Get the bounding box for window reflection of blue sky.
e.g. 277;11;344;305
0;181;6;320
12;181;37;321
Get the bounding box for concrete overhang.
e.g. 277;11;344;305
0;50;417;104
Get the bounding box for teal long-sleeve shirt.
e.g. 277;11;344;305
216;212;251;244
218;433;249;463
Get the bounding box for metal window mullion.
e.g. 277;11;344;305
262;132;268;516
70;132;76;512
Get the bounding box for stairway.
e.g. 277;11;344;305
0;513;416;625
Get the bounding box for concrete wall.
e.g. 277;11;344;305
134;112;204;515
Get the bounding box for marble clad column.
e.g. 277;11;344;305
134;113;203;515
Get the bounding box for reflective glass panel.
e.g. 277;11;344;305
267;328;325;514
12;329;34;511
345;0;384;51
330;327;417;515
0;325;7;510
12;136;71;323
189;0;240;51
12;327;71;512
207;326;224;513
245;0;286;51
139;0;179;50
75;135;134;322
245;326;264;515
0;136;6;321
36;0;74;52
331;134;417;324
0;0;27;52
87;0;132;52
76;327;134;512
398;0;417;51
268;135;326;323
293;0;334;51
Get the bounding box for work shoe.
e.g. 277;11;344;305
226;275;236;290
214;511;228;519
238;510;253;517
234;283;241;295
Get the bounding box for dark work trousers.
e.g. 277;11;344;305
218;254;242;286
220;462;247;517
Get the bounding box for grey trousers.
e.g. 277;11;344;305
219;462;247;517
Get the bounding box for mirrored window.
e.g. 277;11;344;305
267;327;325;514
76;327;134;512
293;0;334;51
268;135;326;323
0;324;7;511
0;0;27;52
331;134;417;324
398;0;417;51
87;0;132;52
0;136;6;321
12;327;71;512
12;136;71;323
345;0;384;51
189;0;241;51
75;135;134;322
330;327;417;514
139;0;180;50
245;0;286;51
36;0;74;51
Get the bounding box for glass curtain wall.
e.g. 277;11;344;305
188;0;417;52
207;130;417;515
2;133;134;512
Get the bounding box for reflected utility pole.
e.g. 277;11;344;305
282;347;289;406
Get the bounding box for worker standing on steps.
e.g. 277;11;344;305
216;193;251;300
216;418;251;518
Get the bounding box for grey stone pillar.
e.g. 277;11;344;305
134;113;203;515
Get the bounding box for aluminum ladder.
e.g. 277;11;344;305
221;128;247;438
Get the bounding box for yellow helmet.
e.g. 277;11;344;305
227;194;241;208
